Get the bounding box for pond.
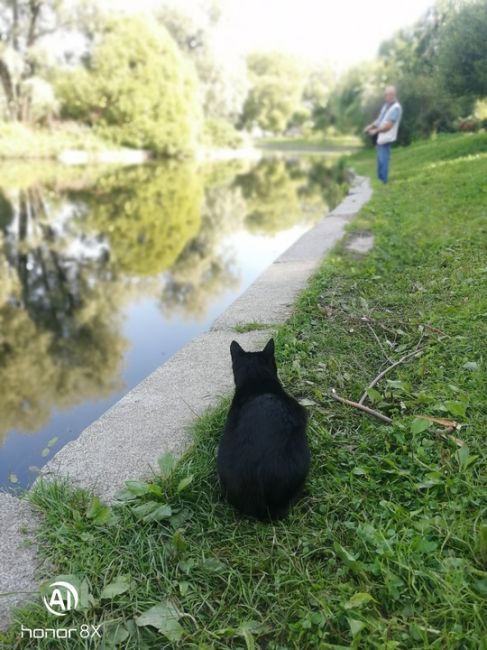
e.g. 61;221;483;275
0;153;348;489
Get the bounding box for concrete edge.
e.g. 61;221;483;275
0;174;372;629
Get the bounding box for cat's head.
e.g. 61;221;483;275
230;339;278;387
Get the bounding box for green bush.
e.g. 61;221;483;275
202;118;244;149
56;17;201;156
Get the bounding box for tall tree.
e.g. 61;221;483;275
241;52;305;133
157;3;248;123
437;0;487;99
0;0;66;120
57;16;202;155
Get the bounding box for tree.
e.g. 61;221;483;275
57;16;202;155
0;0;70;121
241;52;306;133
157;3;248;124
302;65;336;132
437;1;487;99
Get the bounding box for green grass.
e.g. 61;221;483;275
257;133;362;153
233;322;272;333
0;122;113;159
3;133;487;649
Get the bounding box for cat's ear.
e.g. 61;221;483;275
230;340;244;360
263;338;275;359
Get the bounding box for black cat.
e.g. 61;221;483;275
217;339;310;521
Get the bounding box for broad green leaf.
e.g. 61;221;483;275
348;617;365;637
415;471;443;490
201;558;226;573
135;601;183;641
455;445;477;470
334;542;364;574
410;418;432;435
445;401;467;418
366;388;382;403
177;475;194;493
86;496;116;526
124;480;151;496
101;575;131;599
132;501;160;519
47;436;59;448
473;577;487;598
237;621;267;650
148;483;163;497
351;466;367;476
344;592;374;609
172;531;188;556
146;504;172;521
101;623;130;647
41;448;50;457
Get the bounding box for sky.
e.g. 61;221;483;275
109;0;435;70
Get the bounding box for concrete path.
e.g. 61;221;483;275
0;175;372;628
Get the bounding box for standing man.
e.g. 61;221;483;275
364;86;402;184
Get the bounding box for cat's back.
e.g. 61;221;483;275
232;390;306;433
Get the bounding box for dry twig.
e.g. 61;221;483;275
358;347;425;405
331;388;393;424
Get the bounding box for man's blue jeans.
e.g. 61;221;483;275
377;143;391;183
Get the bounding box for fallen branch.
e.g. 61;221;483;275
331;388;393;424
358;347;425;405
329;394;466;445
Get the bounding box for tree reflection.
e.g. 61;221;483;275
160;183;246;318
75;163;204;277
0;182;126;441
0;156;347;444
234;157;346;235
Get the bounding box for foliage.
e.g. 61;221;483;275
202;117;245;149
327;1;479;144
395;74;471;145
157;4;248;124
241;52;306;133
5;133;487;648
57;16;201;156
0;0;81;122
437;0;487;99
0;121;109;158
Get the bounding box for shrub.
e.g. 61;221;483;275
56;17;201;156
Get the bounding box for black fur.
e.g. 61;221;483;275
217;339;310;521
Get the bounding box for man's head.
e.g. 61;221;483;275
384;85;397;104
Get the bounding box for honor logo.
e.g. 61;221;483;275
43;580;79;616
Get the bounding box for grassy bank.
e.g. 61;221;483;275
0;123;114;160
3;133;487;649
257;134;362;153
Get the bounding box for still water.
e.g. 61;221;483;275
0;154;347;488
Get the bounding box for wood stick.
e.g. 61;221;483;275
358;347;425;405
331;388;393;424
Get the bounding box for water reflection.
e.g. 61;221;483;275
0;155;347;485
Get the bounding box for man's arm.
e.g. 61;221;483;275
368;120;393;135
363;120;377;133
370;105;400;134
